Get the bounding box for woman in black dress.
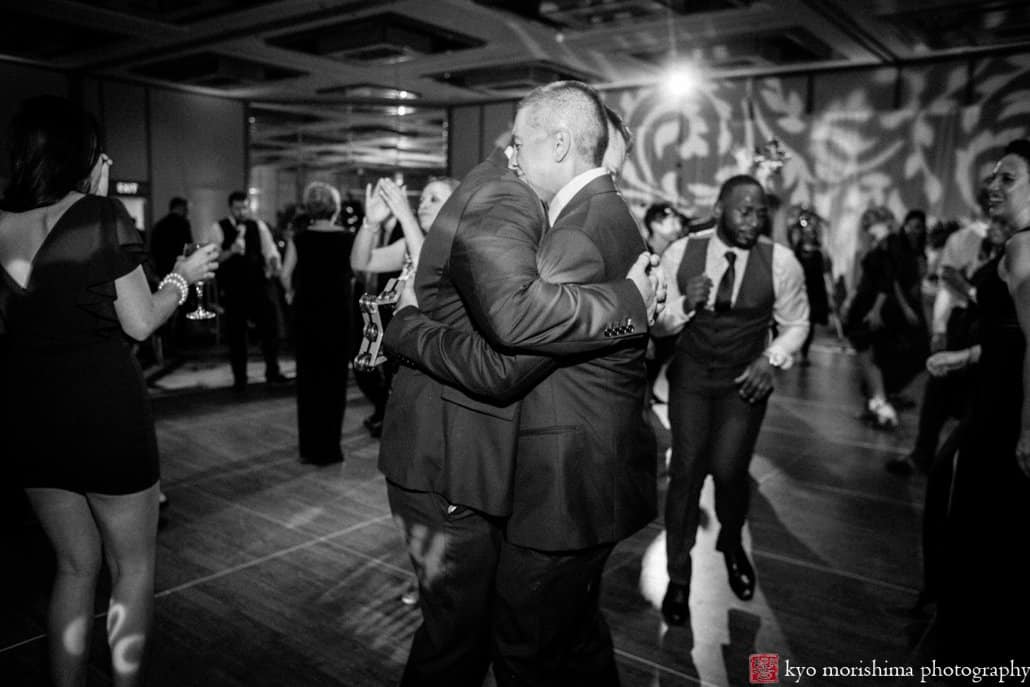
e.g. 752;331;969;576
934;139;1030;663
787;206;831;365
844;206;928;428
0;96;217;686
280;182;354;464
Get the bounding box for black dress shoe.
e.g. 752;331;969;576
723;547;756;600
266;372;292;385
661;581;691;626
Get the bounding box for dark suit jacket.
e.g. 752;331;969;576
379;153;648;519
386;172;657;551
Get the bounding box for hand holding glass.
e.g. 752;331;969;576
183;243;216;320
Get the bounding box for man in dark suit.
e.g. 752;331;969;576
150;197;192;279
381;82;657;686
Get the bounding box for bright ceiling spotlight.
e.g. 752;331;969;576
663;62;702;99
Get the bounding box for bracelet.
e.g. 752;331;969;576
159;272;189;306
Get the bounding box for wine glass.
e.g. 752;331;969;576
183;242;216;320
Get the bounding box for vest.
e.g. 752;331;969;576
673;236;775;376
218;217;265;289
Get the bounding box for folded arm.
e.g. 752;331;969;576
450;179;647;355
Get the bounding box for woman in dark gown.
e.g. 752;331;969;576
845;206;928;428
787;207;831;364
935;139;1030;663
0;96;217;686
281;182;354;464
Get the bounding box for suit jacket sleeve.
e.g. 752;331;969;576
450;178;647;355
384;307;554;405
383;225;617;404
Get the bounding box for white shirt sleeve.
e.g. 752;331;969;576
256;220;281;271
652;238;694;338
767;243;810;360
208;221;224;246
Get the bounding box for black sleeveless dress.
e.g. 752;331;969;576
937;229;1030;662
291;229;354;463
0;195;158;494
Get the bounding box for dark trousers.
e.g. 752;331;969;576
492;541;619;687
665;381;767;584
223;282;280;384
388;482;501;687
387;483;621;687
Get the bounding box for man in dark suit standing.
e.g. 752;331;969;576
150;197;192;279
653;175;809;627
381;82;658;686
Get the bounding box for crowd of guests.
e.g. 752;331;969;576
2;85;1029;687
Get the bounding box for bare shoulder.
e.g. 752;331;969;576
1005;231;1030;287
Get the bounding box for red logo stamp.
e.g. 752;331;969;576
749;653;780;683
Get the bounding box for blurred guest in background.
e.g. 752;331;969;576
844;206;927;429
644;202;684;257
280;183;353;465
0;95;217;687
787;206;832;365
209;190;287;391
150;196;192;279
349;176;458;438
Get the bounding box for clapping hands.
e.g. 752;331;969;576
364;180;392;226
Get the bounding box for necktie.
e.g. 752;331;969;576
714;251;736;313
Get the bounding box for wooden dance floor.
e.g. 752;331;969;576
1;339;935;686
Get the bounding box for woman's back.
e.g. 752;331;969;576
292;229;354;314
0;194;144;348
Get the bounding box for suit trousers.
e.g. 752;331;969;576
492;540;620;687
665;379;767;584
387;482;502;687
222;281;280;384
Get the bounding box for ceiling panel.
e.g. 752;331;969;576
5;0;1030;172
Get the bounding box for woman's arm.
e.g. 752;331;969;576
350;180;393;273
1006;235;1030;477
280;238;297;302
114;245;218;341
378;178;424;265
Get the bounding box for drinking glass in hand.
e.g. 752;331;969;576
183;243;216;320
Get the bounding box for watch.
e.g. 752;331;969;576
765;348;791;369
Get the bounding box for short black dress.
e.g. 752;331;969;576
0;195;158;494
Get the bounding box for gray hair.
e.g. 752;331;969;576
303;181;341;220
517;81;608;167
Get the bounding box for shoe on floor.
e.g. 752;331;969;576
723;546;756;601
661;581;690;626
400;581;419;606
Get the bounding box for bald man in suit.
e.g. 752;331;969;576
383;83;657;686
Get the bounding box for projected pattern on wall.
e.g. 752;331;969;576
607;54;1030;279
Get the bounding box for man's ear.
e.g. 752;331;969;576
553;127;571;163
713;200;723;223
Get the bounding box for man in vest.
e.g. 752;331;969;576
209;190;287;391
653;174;808;626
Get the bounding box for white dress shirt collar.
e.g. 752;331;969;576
548;167;608;226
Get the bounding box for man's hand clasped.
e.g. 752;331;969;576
735;355;774;404
627;252;667;326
